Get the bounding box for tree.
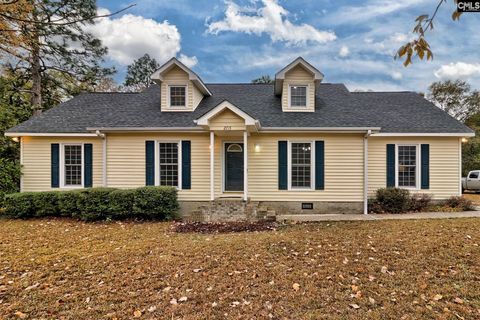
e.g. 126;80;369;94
124;54;159;91
0;1;133;112
427;80;480;122
251;75;273;84
0;68;34;196
396;1;462;66
462;113;480;176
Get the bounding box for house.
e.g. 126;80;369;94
5;57;474;219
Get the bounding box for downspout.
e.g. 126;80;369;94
95;130;107;187
364;130;372;215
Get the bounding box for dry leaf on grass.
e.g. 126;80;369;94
292;283;300;291
133;310;142;318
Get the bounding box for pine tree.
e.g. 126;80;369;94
0;0;133;112
124;54;160;91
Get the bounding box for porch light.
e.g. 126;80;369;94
462;137;469;143
11;137;19;142
255;144;260;152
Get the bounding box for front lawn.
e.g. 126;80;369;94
0;218;479;319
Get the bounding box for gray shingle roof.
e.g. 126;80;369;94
6;83;473;134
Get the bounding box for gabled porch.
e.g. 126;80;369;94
195;100;261;202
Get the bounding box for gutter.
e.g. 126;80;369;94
364;129;372;215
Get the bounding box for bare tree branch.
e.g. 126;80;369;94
0;4;136;26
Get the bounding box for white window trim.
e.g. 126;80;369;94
60;143;84;189
155;140;182;190
167;84;188;109
287;140;315;191
288;84;309;108
395;144;420;190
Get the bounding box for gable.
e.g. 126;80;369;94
208;109;246;130
285;65;314;81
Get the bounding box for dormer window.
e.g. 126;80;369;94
289;85;307;108
169;85;187;108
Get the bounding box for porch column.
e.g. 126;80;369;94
243;131;248;201
210;131;215;201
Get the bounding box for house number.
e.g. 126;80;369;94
224;126;231;131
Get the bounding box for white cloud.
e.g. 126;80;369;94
86;8;196;66
178;54;198;68
434;62;480;79
207;0;336;46
324;0;422;25
391;71;402;80
339;45;350;57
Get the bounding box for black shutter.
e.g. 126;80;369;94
84;144;93;188
315;141;325;190
181;141;191;189
51;143;59;188
386;144;395;187
278;141;288;190
145;141;155;186
421;144;430;189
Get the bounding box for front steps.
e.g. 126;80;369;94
188;199;277;222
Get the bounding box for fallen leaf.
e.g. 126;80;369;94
170;298;178;305
193;268;202;273
24;283;40;291
454;297;464;304
14;311;27;319
179;296;188;302
369;297;375;304
212;302;218;307
133;310;142;318
433;294;443;301
292;283;300;291
381;266;388;274
148;306;157;312
349;303;360;309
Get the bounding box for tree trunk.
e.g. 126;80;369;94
30;43;42;115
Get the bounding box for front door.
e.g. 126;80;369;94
225;143;244;192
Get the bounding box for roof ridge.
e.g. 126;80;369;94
352;91;416;94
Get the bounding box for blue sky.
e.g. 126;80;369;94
93;0;480;92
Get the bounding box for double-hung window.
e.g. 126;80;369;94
397;145;418;189
158;142;180;187
290;142;313;189
169;86;186;108
62;144;83;187
289;85;307;108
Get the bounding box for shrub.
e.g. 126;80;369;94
443;196;475;211
57;190;83;217
375;188;411;214
32;191;59;217
0;191;4;209
77;188;117;221
409;193;432;212
108;189;135;220
133;186;179;220
3;192;35;218
1;186;179;221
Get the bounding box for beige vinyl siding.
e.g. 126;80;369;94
21;137;103;192
368;137;460;200
160;65;203;111
248;133;364;201
282;65;315;112
208;109;246;131
106;133;210;201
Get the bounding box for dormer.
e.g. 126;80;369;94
274;57;324;113
151;58;211;112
